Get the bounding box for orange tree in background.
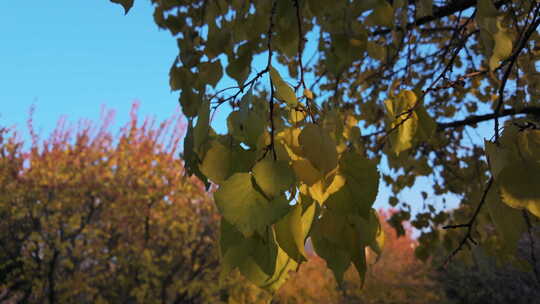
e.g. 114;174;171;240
0;104;265;303
108;0;540;293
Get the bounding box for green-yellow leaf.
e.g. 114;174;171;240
275;204;307;263
277;127;303;159
253;159;295;197
487;183;526;254
240;243;297;291
498;161;540;218
219;221;256;283
292;158;323;186
367;42;386;62
300;197;317;237
415;105;436;141
516;126;540;166
311;213;351;284
366;1;394;28
298;123;338;174
485;140;509;179
200;141;232;184
489;30;513;70
384;90;419;155
338;152;379;214
308;174;345;205
227;110;265;148
289;108;307;124
214;173;291;236
200;141;254;184
270;67;298;106
193;99;210;154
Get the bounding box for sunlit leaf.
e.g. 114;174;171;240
253;159;295;197
384;90;419;155
275;204;307;263
498;161;540;218
270;67;298;106
214;173;290;236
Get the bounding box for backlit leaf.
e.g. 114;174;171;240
385;90;419;155
253;159;295;197
200;141;232;184
270;67;298;106
498;161;540;218
214;173;290;236
275;204;307;262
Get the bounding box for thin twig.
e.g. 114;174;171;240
442;177;493;266
494;4;540;141
293;0;306;91
267;1;278;160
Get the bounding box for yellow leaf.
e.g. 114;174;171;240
292;158;323;186
303;88;314;100
385;90;419;155
498;161;540;218
274;204;307;262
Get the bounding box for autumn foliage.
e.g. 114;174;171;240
0;104;230;303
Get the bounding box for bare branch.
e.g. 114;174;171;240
442;177;493;266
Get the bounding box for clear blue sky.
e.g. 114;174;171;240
1;1;459;216
1;1;178;134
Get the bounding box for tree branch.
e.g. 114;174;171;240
437;106;540;131
494;3;540;140
372;0;510;36
442;177;493;266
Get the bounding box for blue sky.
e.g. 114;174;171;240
1;1;461;216
1;1;178;134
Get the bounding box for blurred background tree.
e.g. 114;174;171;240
0;104;267;303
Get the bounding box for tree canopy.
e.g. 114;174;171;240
0;105;231;303
109;0;540;292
